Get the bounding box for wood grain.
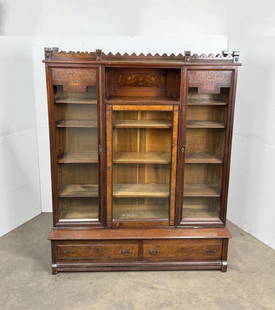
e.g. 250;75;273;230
58;152;98;163
113;152;170;164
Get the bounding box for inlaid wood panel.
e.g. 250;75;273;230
188;70;232;94
52;68;97;92
56;241;139;260
143;239;222;261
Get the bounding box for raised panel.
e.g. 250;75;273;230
188;70;232;94
143;239;222;261
56;241;139;260
52;68;97;92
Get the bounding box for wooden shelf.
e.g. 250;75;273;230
182;207;219;219
60;203;99;221
113;184;169;198
113;204;168;220
59;184;99;198
58;152;98;164
184;184;220;197
185;153;223;164
188;99;227;106
107;97;179;105
56;120;97;128
114;120;171;129
113;152;170;164
187;121;225;129
55;97;97;104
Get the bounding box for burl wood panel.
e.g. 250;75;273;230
56;241;139;260
52;68;97;92
188;70;232;94
143;239;222;261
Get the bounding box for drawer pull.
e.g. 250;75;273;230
63;249;74;255
149;249;160;256
121;248;132;256
206;248;217;255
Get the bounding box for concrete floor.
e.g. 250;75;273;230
0;214;275;310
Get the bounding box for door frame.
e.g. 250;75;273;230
106;104;179;228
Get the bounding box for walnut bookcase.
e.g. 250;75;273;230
44;48;240;273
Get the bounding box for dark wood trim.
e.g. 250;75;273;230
220;69;238;224
45;65;59;226
49;227;231;240
175;67;188;225
53;260;224;273
106;106;113;226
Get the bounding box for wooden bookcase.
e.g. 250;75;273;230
44;48;240;273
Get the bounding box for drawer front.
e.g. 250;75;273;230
143;239;222;261
56;241;138;261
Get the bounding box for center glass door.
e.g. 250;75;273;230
106;105;178;227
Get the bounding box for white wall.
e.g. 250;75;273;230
226;1;275;249
0;37;41;236
1;0;229;36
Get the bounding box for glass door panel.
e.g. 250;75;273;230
54;83;100;222
182;87;229;223
111;109;174;223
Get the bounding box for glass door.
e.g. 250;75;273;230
181;86;229;224
50;68;101;225
107;105;178;227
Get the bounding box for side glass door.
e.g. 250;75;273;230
181;70;232;225
107;105;178;227
50;68;101;225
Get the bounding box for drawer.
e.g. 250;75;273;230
143;239;222;261
56;241;138;261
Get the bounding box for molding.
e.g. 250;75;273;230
43;47;241;64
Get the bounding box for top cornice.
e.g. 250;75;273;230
44;47;240;64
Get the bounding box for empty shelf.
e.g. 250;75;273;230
107;97;179;105
55;97;97;104
58;152;98;164
185;153;223;164
56;120;97;128
59;184;99;198
60;204;99;221
187;121;225;128
188;99;227;106
184;184;220;197
113;184;169;198
113;120;171;128
113;152;170;164
113;204;168;220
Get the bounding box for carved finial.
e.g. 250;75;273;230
222;50;230;57
184;51;191;62
44;47;59;59
95;49;102;60
232;51;240;62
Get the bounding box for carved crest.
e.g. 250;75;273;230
52;68;97;92
188;70;232;94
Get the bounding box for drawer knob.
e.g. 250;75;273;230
149;249;160;256
63;249;74;255
121;248;132;256
206;248;217;255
